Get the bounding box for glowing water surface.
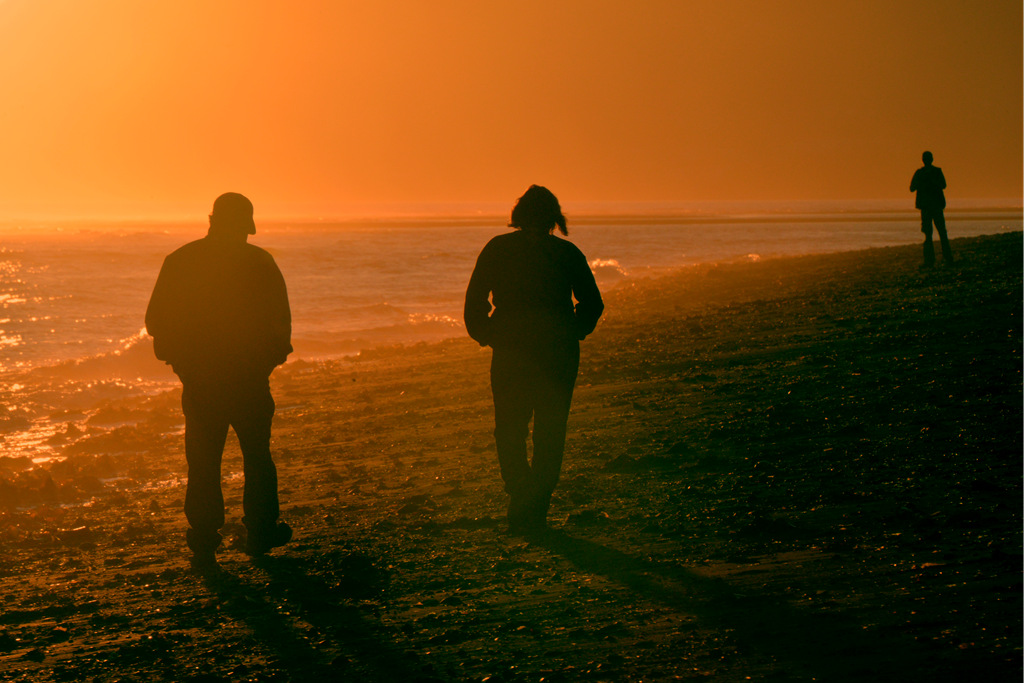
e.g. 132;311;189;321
1;203;1019;464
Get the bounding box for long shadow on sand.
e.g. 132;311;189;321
534;530;1005;682
197;568;335;678
201;555;440;682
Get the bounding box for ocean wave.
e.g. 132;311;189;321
0;342;180;466
6;310;468;382
407;312;461;326
348;301;411;320
291;313;464;359
21;328;175;383
590;258;629;285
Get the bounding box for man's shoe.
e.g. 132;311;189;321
245;522;292;556
189;548;218;572
186;528;221;570
508;492;550;535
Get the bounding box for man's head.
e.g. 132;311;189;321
209;192;256;237
922;151;934;165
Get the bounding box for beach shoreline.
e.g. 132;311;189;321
1;232;1021;681
2;207;1021;382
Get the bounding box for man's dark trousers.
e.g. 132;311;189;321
921;208;953;266
181;373;279;553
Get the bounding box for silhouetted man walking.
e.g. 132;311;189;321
910;151;952;267
146;193;293;568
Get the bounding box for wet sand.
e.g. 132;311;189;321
1;232;1021;682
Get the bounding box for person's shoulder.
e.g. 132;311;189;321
167;238;275;265
241;244;284;274
243;242;275;259
479;231;520;255
554;235;582;252
165;238;208;262
486;231;520;246
551;234;587;259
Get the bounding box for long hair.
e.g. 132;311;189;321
508;185;567;235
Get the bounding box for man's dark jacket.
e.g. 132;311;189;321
146;234;292;379
910;165;947;211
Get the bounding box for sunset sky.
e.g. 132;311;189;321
0;0;1020;219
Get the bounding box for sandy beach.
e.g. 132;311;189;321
1;232;1021;682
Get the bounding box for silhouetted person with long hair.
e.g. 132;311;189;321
465;186;604;533
146;192;293;568
910;151;952;267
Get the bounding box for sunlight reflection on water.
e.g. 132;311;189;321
1;208;1020;467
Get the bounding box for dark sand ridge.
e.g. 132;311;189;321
1;232;1020;681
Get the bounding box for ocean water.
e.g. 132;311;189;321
1;203;1020;462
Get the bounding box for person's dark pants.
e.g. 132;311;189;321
490;345;579;509
180;374;279;553
921;208;953;266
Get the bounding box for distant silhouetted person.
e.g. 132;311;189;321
910;151;953;267
146;192;293;568
465;186;604;533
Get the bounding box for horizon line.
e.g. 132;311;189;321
0;197;1020;225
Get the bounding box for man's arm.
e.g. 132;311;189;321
145;256;179;364
261;257;293;370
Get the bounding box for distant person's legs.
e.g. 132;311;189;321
181;383;230;563
921;210;936;267
933;210;953;263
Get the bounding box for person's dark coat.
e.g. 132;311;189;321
145;234;292;380
910;165;947;211
464;230;603;358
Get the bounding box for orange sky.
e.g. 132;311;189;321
0;0;1020;218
